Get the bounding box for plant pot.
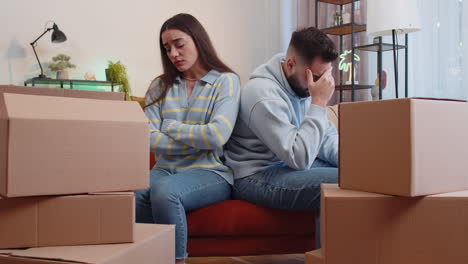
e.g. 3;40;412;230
56;70;69;80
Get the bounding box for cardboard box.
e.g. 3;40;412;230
0;85;125;101
305;249;324;264
0;224;175;264
0;92;149;197
0;192;134;248
321;184;468;264
339;98;468;196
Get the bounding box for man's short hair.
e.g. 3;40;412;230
289;27;338;64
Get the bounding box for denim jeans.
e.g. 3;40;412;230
135;168;231;259
232;161;338;248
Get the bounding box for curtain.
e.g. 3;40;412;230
407;0;466;100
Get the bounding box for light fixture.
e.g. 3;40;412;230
367;0;421;98
30;22;68;79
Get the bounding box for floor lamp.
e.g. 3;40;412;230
367;0;421;98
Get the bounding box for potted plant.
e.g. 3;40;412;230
48;54;76;79
106;60;132;100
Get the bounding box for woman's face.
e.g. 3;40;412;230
161;29;199;73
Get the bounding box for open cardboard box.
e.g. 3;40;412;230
0;224;175;264
0;88;149;197
0;192;134;248
339;98;468;196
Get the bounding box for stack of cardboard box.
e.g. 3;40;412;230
306;98;468;264
0;85;175;264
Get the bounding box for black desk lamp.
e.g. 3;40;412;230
30;22;67;79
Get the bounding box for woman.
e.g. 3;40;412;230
135;13;240;263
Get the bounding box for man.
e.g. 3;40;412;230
225;27;339;213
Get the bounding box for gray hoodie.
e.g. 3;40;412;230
224;53;338;179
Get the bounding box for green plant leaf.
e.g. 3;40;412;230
107;60;132;100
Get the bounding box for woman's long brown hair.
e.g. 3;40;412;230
145;13;236;108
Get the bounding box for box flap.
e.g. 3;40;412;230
63;90;124;101
305;249;324;264
322;184;389;198
3;93;147;123
0;224;173;264
339;97;466;106
0;85;64;97
410;97;466;102
2;192;133;199
0;255;78;264
89;192;134;196
0;93;8;196
337;104;342;187
323;184;468;199
320;187;327;254
428;190;468;197
0;85;125;102
0;254;84;264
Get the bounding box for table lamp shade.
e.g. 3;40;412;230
367;0;421;37
51;24;67;43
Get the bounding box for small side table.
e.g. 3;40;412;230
24;78;119;92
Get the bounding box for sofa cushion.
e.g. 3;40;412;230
187;235;315;257
187;200;317;237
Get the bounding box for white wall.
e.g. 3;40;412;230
280;0;297;52
1;0;282;96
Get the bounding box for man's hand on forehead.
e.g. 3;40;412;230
313;74;321;82
308;64;332;82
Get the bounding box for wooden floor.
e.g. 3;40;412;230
187;254;304;264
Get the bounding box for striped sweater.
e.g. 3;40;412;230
145;70;240;184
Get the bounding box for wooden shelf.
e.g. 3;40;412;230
321;23;366;35
336;84;374;90
318;0;357;5
355;43;406;52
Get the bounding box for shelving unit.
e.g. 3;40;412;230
317;0;356;4
321;23;366;35
315;0;409;101
355;42;405;52
355;39;409;99
335;84;374;90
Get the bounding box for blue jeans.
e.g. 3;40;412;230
232;162;338;248
135;168;231;259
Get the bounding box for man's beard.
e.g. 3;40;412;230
286;73;309;98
